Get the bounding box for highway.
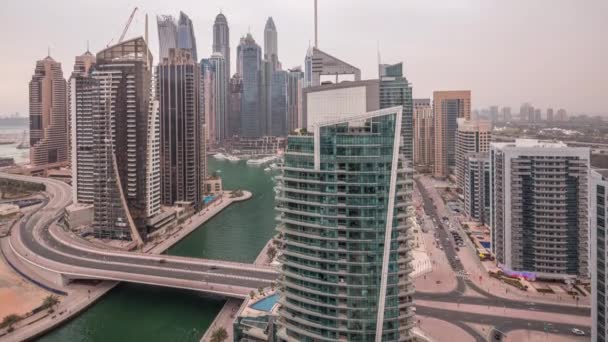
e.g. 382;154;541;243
1;173;277;298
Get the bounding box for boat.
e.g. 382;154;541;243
247;155;278;166
264;167;271;172
213;153;227;160
226;155;240;162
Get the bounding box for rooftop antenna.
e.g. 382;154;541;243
86;40;90;52
314;0;318;48
47;46;51;57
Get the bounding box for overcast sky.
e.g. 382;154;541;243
0;0;606;116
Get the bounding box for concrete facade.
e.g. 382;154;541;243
413;99;433;172
591;169;608;342
433;91;471;178
463;152;490;224
455;119;491;191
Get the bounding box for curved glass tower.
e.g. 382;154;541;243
276;106;415;341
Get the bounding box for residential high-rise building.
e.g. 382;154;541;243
520;103;534;122
556;108;568;121
212;13;230;81
209;53;228;142
433;90;471;178
69;50;96;204
489;106;499;123
201;59;216;145
591;169;608;342
464;152;490;224
264;17;280;71
546;108;554;121
29;55;68;167
157;48;204;209
455;119;491;190
238;33;262;137
228;74;242;138
270;70;288;136
157;12;197;62
286;67;304;131
90;37;160;244
379;62;413;162
500;106;511;122
303;80;379;129
490;139;589;280
534;108;542;122
413;99;434;172
276;106;414;341
304;47;361;88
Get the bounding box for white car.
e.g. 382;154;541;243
571;328;585;336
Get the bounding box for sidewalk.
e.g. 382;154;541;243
416;315;474;342
414;225;457;294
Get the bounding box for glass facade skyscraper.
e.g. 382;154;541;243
276;107;415;341
238;34;262;137
379;63;413;162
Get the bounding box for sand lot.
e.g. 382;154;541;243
0;255;48;319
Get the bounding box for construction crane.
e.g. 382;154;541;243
107;7;138;47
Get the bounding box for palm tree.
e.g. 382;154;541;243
210;327;228;342
249;290;255;299
42;295;60;312
1;314;21;330
258;287;265;296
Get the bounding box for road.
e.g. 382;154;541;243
1;173;277;298
414;176;591;339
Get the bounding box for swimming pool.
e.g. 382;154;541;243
203;195;215;204
250;293;279;312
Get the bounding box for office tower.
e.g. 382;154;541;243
209;53;228;142
520;103;534;122
286;67;304;131
260;59;273;136
413;99;434;172
433;90;471;178
238;33;263;137
276;107;414;341
304;47;361;88
379;62;413;162
591;170;608;342
157;12;197;62
557;108;568;121
201;59;216;145
464;152;490;224
490;139;589;280
270;70;288;136
264;17;280;70
228;74;242;137
69;50;96;204
157;15;178;61
303;80;379;129
500;106;511;122
546;108;554;121
157;48;204;209
213;13;230;79
29;55;68;167
455;119;491;190
91;37;160;244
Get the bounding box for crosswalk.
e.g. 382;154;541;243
454;270;470;280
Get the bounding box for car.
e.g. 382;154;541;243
210;266;219;271
571;328;585;336
454;256;460;261
455;247;460;252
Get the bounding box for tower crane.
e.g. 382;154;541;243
106;7;138;47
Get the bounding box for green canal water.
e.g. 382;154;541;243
37;159;278;342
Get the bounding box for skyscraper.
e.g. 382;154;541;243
500;106;511;122
433;90;471;178
556;108;568;121
286;67;304;131
464;152;490;224
201;59;216;145
238;33;262;137
490;139;589;280
276;106;414;341
228;74;242;137
546;108;554;121
209;53;228;143
413;99;434;172
157;48;204;209
157;12;197;62
69;50;96;204
455;119;491;190
157;15;178;61
264;17;280;70
591;169;608;342
29;55;68;167
304;47;361;88
90;37;160;244
379;62;413;162
213;13;230;80
270;70;288;136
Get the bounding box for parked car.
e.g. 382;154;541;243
571;328;585;336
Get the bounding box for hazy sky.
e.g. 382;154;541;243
0;0;606;116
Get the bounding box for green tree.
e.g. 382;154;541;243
1;314;21;329
249;290;255;299
42;295;60;312
258;287;265;296
270;281;276;291
266;245;277;261
210;327;228;342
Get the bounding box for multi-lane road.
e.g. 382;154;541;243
414;176;590;340
1;173;277;298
